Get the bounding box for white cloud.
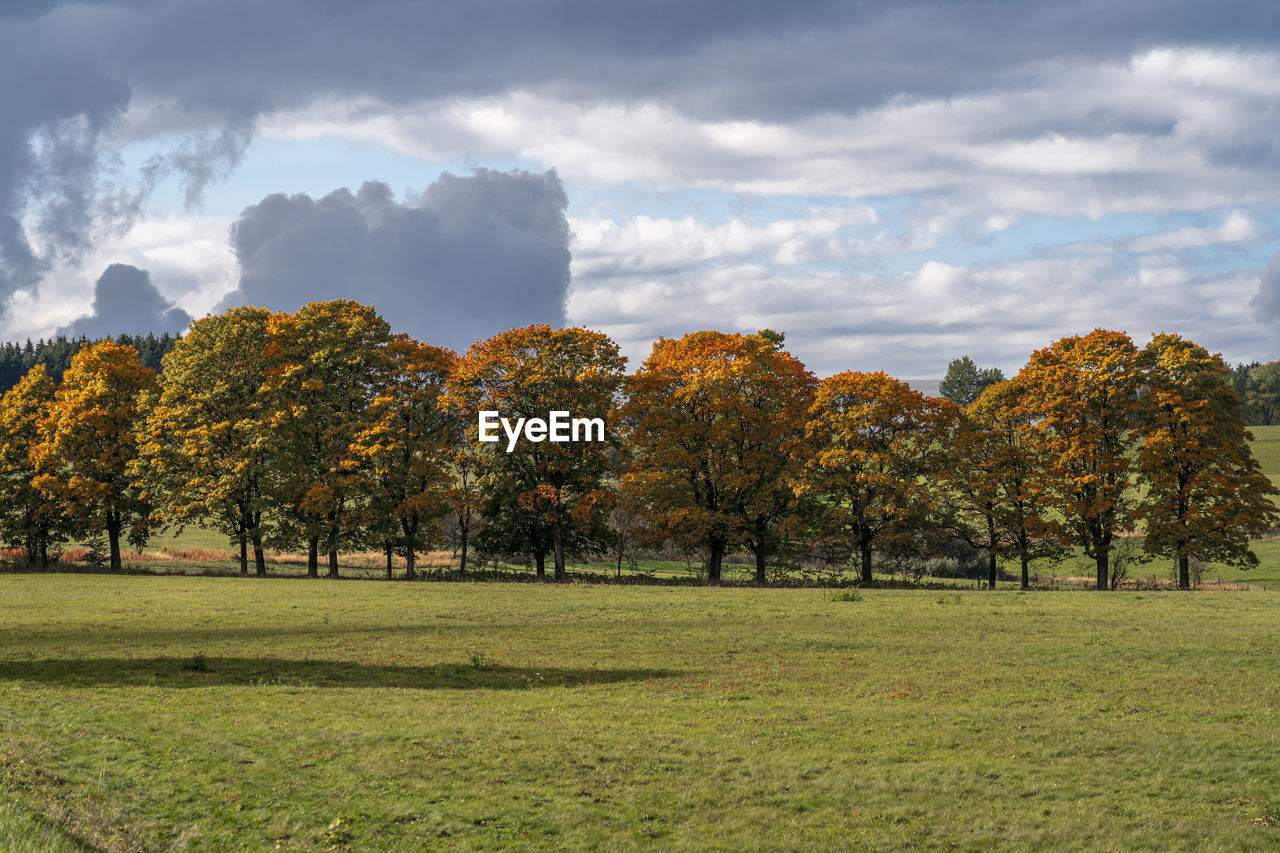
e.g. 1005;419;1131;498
1;213;236;340
1127;210;1259;253
260;47;1280;221
568;247;1267;378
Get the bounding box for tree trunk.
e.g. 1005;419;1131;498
328;548;339;578
552;522;566;582
459;522;469;574
1178;555;1190;590
107;511;122;571
307;536;319;577
385;541;393;579
1020;550;1029;590
239;532;248;575
860;542;873;584
251;529;266;576
754;544;767;586
401;516;418;581
708;536;726;585
1095;551;1109;590
987;550;997;590
616;537;624;580
534;551;546;581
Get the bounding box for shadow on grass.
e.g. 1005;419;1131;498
0;657;681;690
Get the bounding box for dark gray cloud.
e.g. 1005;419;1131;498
215;168;569;350
60;262;192;338
4;0;1280;335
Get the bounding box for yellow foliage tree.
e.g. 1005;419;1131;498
1135;333;1278;589
33;341;157;571
352;334;457;579
1016;329;1142;590
133;306;276;574
262;300;393;577
0;365;67;565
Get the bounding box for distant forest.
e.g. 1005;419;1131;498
0;333;178;392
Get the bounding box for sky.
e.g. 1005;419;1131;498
6;0;1280;378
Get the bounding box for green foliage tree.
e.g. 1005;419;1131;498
1245;360;1280;426
939;355;1005;407
445;325;625;581
133;307;276;575
33;341;157;571
1136;334;1279;589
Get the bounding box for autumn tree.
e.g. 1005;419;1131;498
444;325;624;581
446;442;486;574
352;334;457;579
622;330;816;584
33;341;157;570
263;300;392;577
939;355;1005;407
796;371;948;584
1018;329;1142;590
133;306;276;575
938;378;1065;589
0;365;69;565
1135;334;1278;589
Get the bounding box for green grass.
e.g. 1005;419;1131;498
1248;424;1280;480
1;575;1278;850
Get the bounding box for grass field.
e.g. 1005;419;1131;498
1;575;1278;850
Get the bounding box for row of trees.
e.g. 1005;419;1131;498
0;301;1274;591
1228;360;1280;426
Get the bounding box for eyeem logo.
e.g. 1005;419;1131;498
478;410;606;452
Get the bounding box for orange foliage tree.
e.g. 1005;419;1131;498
33;341;157;570
444;325;625;581
1017;329;1142;590
352;334;458;579
939;378;1066;589
796;371;949;584
1135;333;1278;589
623;330;816;584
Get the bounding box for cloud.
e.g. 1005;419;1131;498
262;47;1280;222
215;168;570;350
1127;210;1259;253
59;263;191;338
570;226;1267;378
6;0;1280;366
1251;252;1280;327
